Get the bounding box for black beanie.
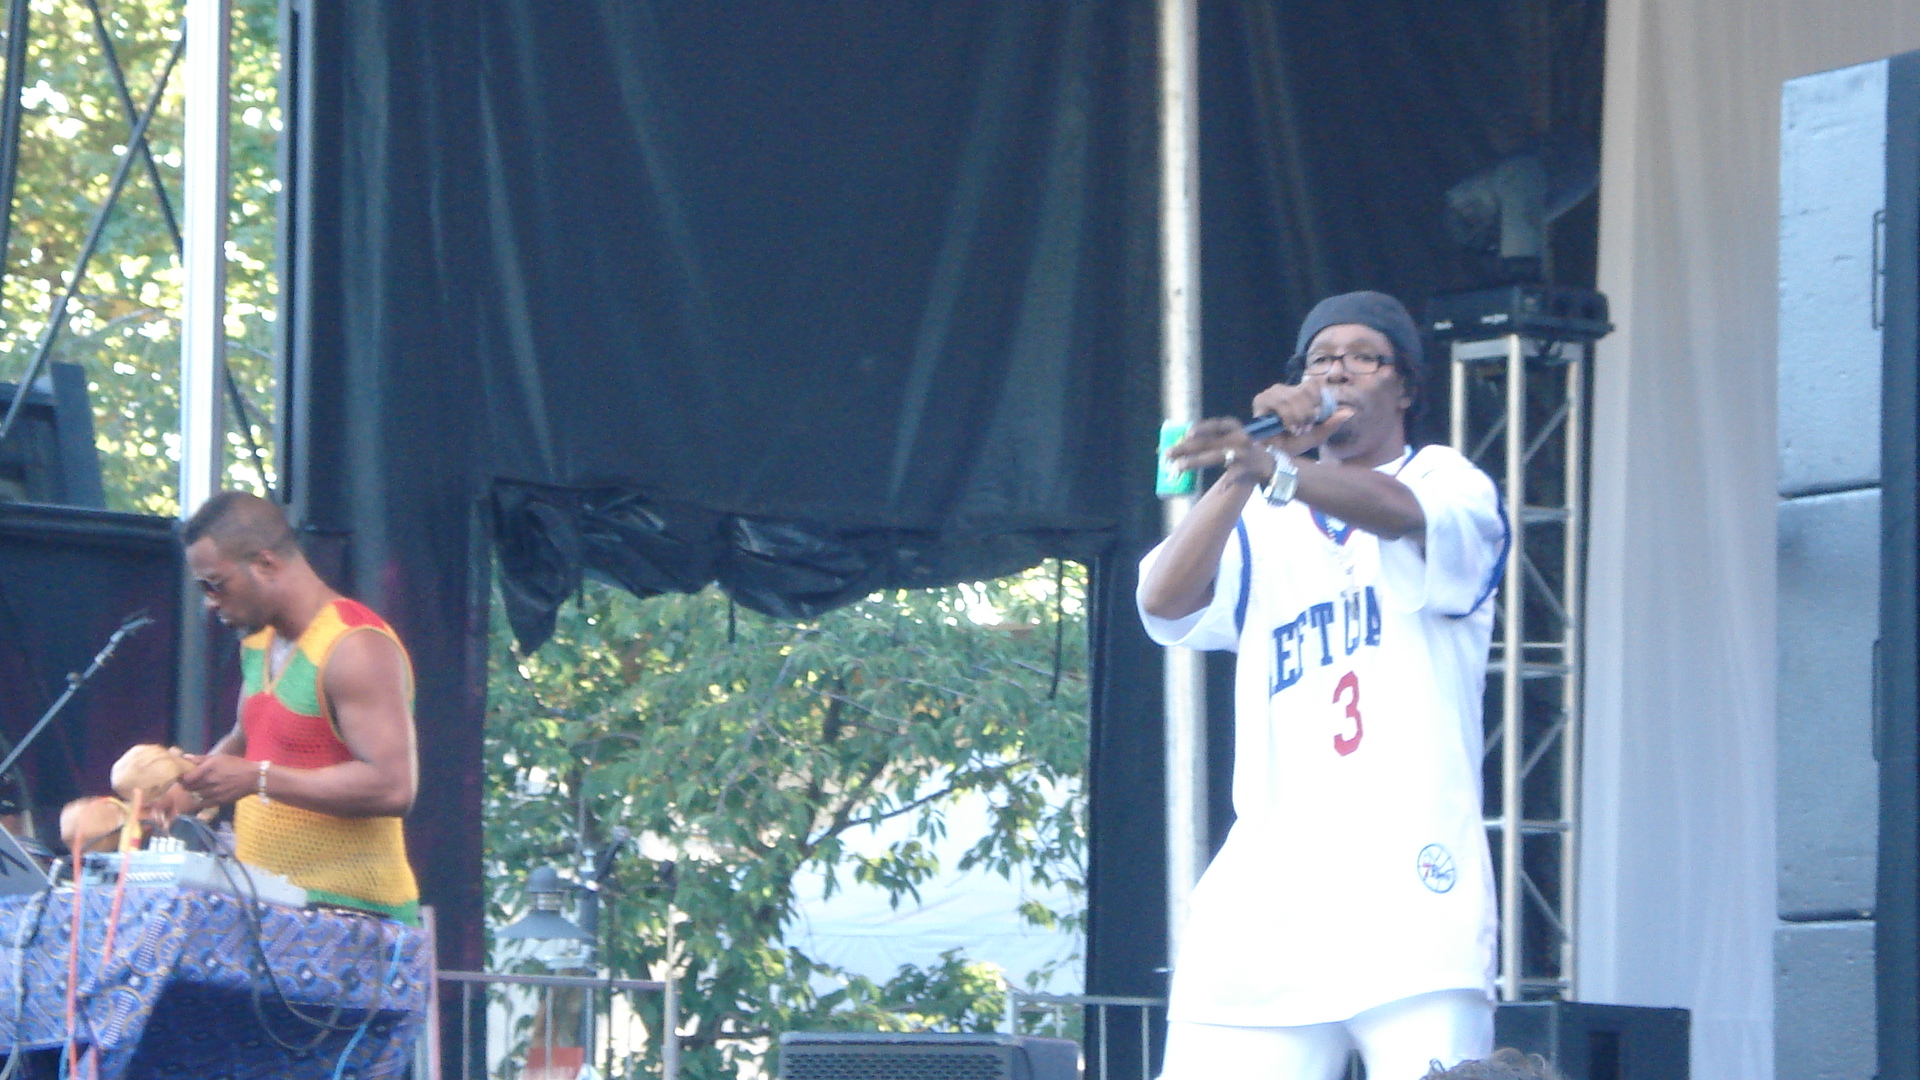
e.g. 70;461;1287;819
1292;290;1424;377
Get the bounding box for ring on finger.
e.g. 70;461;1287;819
1223;448;1237;468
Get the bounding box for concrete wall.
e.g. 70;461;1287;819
1776;58;1886;1080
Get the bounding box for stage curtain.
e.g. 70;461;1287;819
1586;5;1920;1079
468;1;1155;649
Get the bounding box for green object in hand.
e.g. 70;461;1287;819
1156;420;1196;497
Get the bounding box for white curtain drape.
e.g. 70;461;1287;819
1587;5;1920;1080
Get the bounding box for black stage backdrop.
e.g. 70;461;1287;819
0;505;181;843
280;0;1600;1068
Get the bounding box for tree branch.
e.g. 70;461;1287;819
845;757;1033;830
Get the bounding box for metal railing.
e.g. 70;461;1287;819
1005;992;1165;1080
435;969;673;1080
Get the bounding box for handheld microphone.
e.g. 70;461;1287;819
1155;389;1344;498
1243;387;1340;440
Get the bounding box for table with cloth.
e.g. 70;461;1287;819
0;885;428;1079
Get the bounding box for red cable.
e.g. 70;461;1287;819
99;794;137;963
89;792;139;1080
65;838;85;1078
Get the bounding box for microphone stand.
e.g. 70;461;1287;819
0;611;154;783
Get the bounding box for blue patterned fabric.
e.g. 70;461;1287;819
0;886;428;1079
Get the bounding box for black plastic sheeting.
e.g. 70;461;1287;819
468;1;1151;650
285;0;1601;1067
493;484;1113;646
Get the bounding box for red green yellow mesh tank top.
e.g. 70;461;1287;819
232;598;420;922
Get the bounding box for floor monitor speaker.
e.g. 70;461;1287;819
777;1032;1079;1080
1496;1001;1689;1080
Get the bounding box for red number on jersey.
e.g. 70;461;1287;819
1332;671;1363;756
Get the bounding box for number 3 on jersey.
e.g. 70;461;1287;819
1332;671;1363;756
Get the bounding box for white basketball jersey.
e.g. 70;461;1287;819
1138;444;1506;1027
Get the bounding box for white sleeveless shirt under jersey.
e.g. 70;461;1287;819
1137;444;1507;1027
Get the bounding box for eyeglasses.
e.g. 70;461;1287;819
1297;351;1392;375
195;556;259;597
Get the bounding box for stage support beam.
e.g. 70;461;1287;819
1157;0;1205;964
179;0;229;516
176;0;231;750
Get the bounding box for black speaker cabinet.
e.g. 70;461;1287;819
1495;1001;1690;1080
777;1032;1079;1080
1881;49;1920;1080
0;362;103;509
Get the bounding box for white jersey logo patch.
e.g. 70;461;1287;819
1417;844;1457;893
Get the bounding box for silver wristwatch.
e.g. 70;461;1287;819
1262;446;1298;505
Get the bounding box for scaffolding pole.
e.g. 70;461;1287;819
176;0;231;751
1157;0;1206;963
179;0;230;516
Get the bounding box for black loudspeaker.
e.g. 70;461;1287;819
777;1032;1080;1080
0;361;104;508
1495;1001;1690;1080
1881;50;1920;1080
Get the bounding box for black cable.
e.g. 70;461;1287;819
223;364;275;499
80;0;180;252
174;816;366;1049
177;817;356;1039
0;0;34;322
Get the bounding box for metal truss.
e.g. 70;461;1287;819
1449;333;1588;1000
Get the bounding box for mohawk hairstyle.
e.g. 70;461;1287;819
179;491;300;560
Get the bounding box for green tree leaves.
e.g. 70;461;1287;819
486;566;1089;1078
2;0;280;512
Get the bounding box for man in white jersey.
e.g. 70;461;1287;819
1138;291;1507;1080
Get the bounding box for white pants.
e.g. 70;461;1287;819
1159;988;1493;1080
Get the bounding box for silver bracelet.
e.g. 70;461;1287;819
257;759;272;805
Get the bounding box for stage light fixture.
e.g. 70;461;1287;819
1444;133;1599;282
